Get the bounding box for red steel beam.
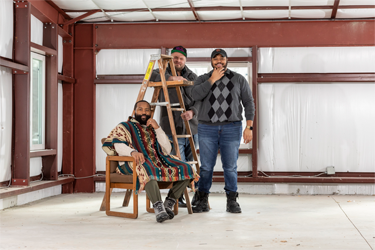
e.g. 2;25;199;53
0;56;28;72
94;21;375;49
187;0;200;21
213;176;375;183
63;10;100;26
13;3;31;186
258;73;375;83
29;0;60;24
63;5;375;12
45;0;71;21
58;74;75;83
73;24;96;192
331;0;340;19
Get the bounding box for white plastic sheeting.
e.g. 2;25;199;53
258;83;375;173
30;157;43;177
31;15;43;46
96;49;160;75
340;0;375;5
58;81;63;172
243;10;288;19
0;67;12;182
184;48;252;58
58;35;63;73
197;11;242;21
95;84;161;171
337;9;375;18
0;0;13;59
259;47;375;73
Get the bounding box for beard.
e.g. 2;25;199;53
211;61;228;70
134;114;151;125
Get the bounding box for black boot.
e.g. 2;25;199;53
191;191;199;206
178;195;187;208
192;191;209;213
226;191;241;213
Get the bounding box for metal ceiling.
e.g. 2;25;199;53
50;0;375;23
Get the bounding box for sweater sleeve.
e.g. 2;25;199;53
191;74;212;101
154;127;172;154
239;76;255;121
114;143;136;157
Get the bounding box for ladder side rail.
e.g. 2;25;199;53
175;87;200;174
132;59;157;116
149;87;161;119
158;58;182;159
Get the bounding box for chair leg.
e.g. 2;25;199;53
184;187;193;214
100;188;113;211
122;189;132;207
146;194;154;213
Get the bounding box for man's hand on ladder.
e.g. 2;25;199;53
168;76;187;81
181;110;194;121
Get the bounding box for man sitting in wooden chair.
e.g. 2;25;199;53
102;100;199;223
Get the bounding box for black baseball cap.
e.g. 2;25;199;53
171;46;187;57
211;48;227;59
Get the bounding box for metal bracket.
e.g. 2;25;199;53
15;2;28;8
12;179;29;185
12;70;28;75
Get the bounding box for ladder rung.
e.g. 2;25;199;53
148;80;194;88
161;54;173;59
176;135;191;138
150;102;180;107
171;108;184;111
186;161;198;165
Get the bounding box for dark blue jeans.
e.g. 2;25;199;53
168;134;199;162
198;122;242;194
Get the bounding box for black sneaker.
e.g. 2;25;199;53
226;191;241;213
178;195;187;208
192;191;209;213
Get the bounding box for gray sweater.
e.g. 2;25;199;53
192;69;255;124
150;65;200;135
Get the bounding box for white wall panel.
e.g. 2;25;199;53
58;35;63;73
336;9;375;19
258;83;375;173
197;11;242;21
95;84;161;171
30;157;43;177
259;47;375;73
0;0;13;59
243;10;288;19
0;67;13;182
58;81;63;172
96;49;161;75
31;15;43;46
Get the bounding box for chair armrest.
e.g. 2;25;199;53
106;156;137;189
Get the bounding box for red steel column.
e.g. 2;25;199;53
73;24;95;192
62;26;74;193
12;2;31;186
42;22;58;180
251;46;258;178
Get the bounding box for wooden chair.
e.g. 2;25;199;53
99;139;179;219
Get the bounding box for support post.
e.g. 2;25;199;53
42;22;58;180
73;24;95;192
62;26;74;193
12;2;31;186
251;46;258;178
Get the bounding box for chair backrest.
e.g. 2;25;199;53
102;138;119;173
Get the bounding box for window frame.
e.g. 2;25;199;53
30;52;46;151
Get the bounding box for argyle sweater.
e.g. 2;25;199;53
192;69;255;124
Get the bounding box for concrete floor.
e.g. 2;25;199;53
0;193;374;250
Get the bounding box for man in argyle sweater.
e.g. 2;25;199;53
191;49;255;213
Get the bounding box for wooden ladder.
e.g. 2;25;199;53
133;54;200;214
